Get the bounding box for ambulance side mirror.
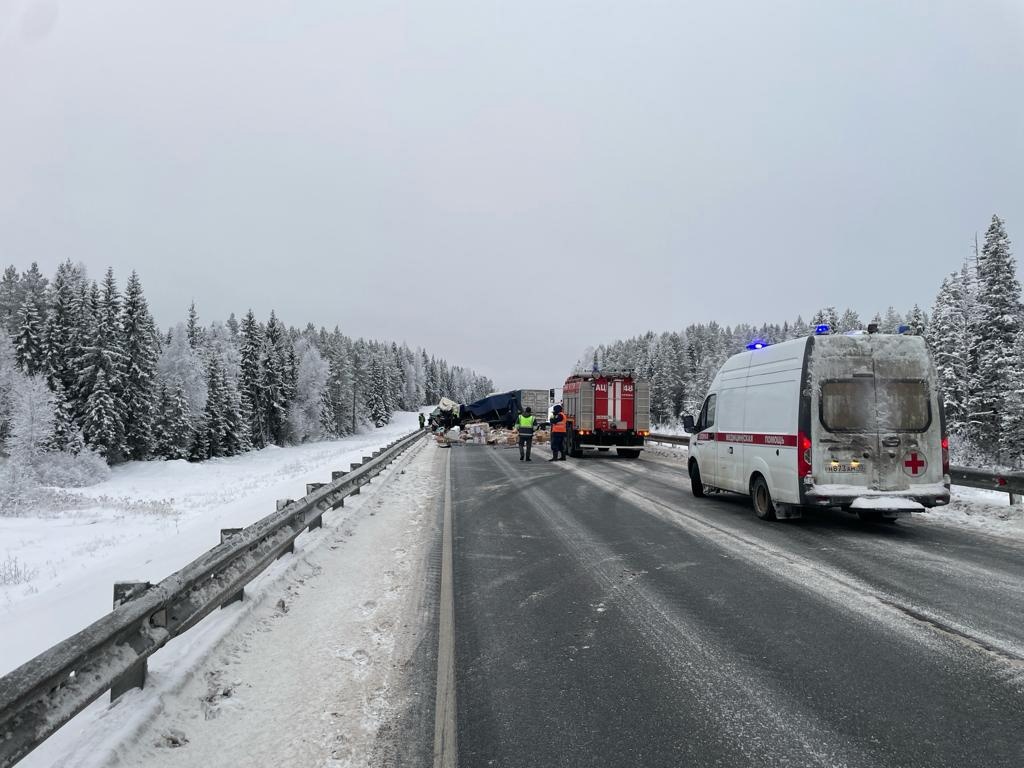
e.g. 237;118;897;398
683;415;696;433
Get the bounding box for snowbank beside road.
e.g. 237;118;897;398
927;487;1024;540
0;412;423;676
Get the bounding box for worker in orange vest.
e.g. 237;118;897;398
548;404;569;461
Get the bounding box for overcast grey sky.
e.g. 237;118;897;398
1;1;1022;390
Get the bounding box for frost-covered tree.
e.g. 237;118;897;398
811;307;839;332
0;334;21;448
5;374;55;462
881;306;904;334
837;308;862;333
287;337;330;442
158;324;207;419
0;266;21;335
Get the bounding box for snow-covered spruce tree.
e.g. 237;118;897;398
223;377;252;456
905;304;927;336
43;261;88;406
154;382;194;460
967;216;1022;463
14;292;45;375
186;301;205;349
120;271;158;460
261;311;290;445
75;271;128;461
998;327;1024;467
881;306;904;334
365;354;391;427
238;310;267;447
199;355;229;458
48;380;84;455
82;369;123;459
929;275;966;434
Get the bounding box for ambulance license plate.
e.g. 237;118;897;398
825;463;865;473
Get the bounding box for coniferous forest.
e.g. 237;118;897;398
587;215;1020;468
0;260;492;499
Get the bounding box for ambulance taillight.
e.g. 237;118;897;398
798;432;812;478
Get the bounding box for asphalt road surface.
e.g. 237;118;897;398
450;444;1024;768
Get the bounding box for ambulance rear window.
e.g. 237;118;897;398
878;380;931;432
821;380;874;432
820;379;931;432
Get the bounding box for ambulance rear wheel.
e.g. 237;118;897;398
689;461;706;498
751;476;777;521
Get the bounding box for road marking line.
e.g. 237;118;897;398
433;447;457;768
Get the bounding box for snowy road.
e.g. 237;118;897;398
19;438;1024;767
453;445;1024;767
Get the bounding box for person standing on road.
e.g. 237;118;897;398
549;404;568;461
517;407;537;461
419;412;426;430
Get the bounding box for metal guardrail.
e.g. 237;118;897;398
647;433;1024;503
0;429;426;768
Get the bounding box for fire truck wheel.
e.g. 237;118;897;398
689;461;706;498
751;475;777;521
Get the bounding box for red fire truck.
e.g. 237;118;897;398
561;371;651;458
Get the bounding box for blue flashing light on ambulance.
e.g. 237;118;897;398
683;328;950;522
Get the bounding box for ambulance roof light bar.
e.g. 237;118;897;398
746;339;769;350
814;324;831;335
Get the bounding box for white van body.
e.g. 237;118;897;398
686;333;950;520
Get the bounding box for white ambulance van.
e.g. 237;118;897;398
683;330;950;521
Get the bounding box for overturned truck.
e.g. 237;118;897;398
461;389;551;428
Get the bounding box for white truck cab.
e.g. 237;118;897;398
683;331;950;521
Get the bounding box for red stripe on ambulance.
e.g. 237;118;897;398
715;432;798;447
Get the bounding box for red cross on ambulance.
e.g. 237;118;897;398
903;451;927;476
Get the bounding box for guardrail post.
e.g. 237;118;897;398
332;470;347;480
305;484;326;529
111;582;151;700
219;529;245;607
274;501;296;556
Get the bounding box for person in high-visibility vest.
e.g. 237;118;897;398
549;404;569;461
516;407;537;461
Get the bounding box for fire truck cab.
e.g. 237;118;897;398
562;371;651;459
